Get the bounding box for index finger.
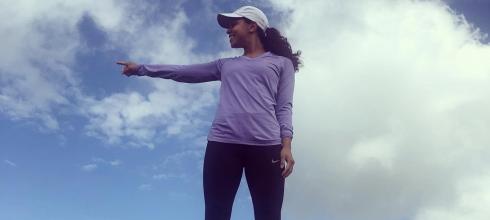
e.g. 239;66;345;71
282;161;288;176
283;157;295;177
116;61;129;66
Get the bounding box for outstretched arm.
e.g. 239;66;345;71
116;60;223;83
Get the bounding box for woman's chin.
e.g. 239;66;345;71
229;41;240;48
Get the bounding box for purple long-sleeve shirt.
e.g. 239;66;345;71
136;51;295;146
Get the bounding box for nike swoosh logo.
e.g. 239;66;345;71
272;159;280;163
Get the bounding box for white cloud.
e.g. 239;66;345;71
137;183;153;191
4;159;17;167
0;0;135;130
152;173;187;180
265;0;490;219
79;1;225;148
91;157;122;166
81;163;97;172
415;174;490;220
152;149;203;181
0;0;220;147
109;160;122;166
82;86;217;148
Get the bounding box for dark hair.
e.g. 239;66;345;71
244;18;302;72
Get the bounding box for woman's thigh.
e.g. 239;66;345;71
203;141;244;218
243;144;284;220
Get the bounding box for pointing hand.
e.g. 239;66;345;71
116;61;139;76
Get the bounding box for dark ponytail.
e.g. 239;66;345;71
244;18;302;72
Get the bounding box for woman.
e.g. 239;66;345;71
117;5;301;220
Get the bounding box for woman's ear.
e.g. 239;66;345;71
247;22;258;33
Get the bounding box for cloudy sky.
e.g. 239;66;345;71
1;0;489;219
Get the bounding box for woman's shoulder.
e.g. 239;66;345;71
216;55;240;64
267;53;294;70
267;52;292;62
217;52;291;68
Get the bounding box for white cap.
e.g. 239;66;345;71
217;6;269;31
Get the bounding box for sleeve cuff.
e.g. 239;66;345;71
280;131;293;139
135;64;146;76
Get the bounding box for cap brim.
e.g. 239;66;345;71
217;13;243;29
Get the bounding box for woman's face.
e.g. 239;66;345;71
226;18;254;48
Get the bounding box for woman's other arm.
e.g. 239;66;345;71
275;58;296;178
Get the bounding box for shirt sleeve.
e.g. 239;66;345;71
275;58;295;139
135;59;225;83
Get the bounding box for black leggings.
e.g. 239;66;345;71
203;141;285;220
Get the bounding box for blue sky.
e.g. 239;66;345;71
1;1;490;220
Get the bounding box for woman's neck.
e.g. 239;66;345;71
243;35;266;58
